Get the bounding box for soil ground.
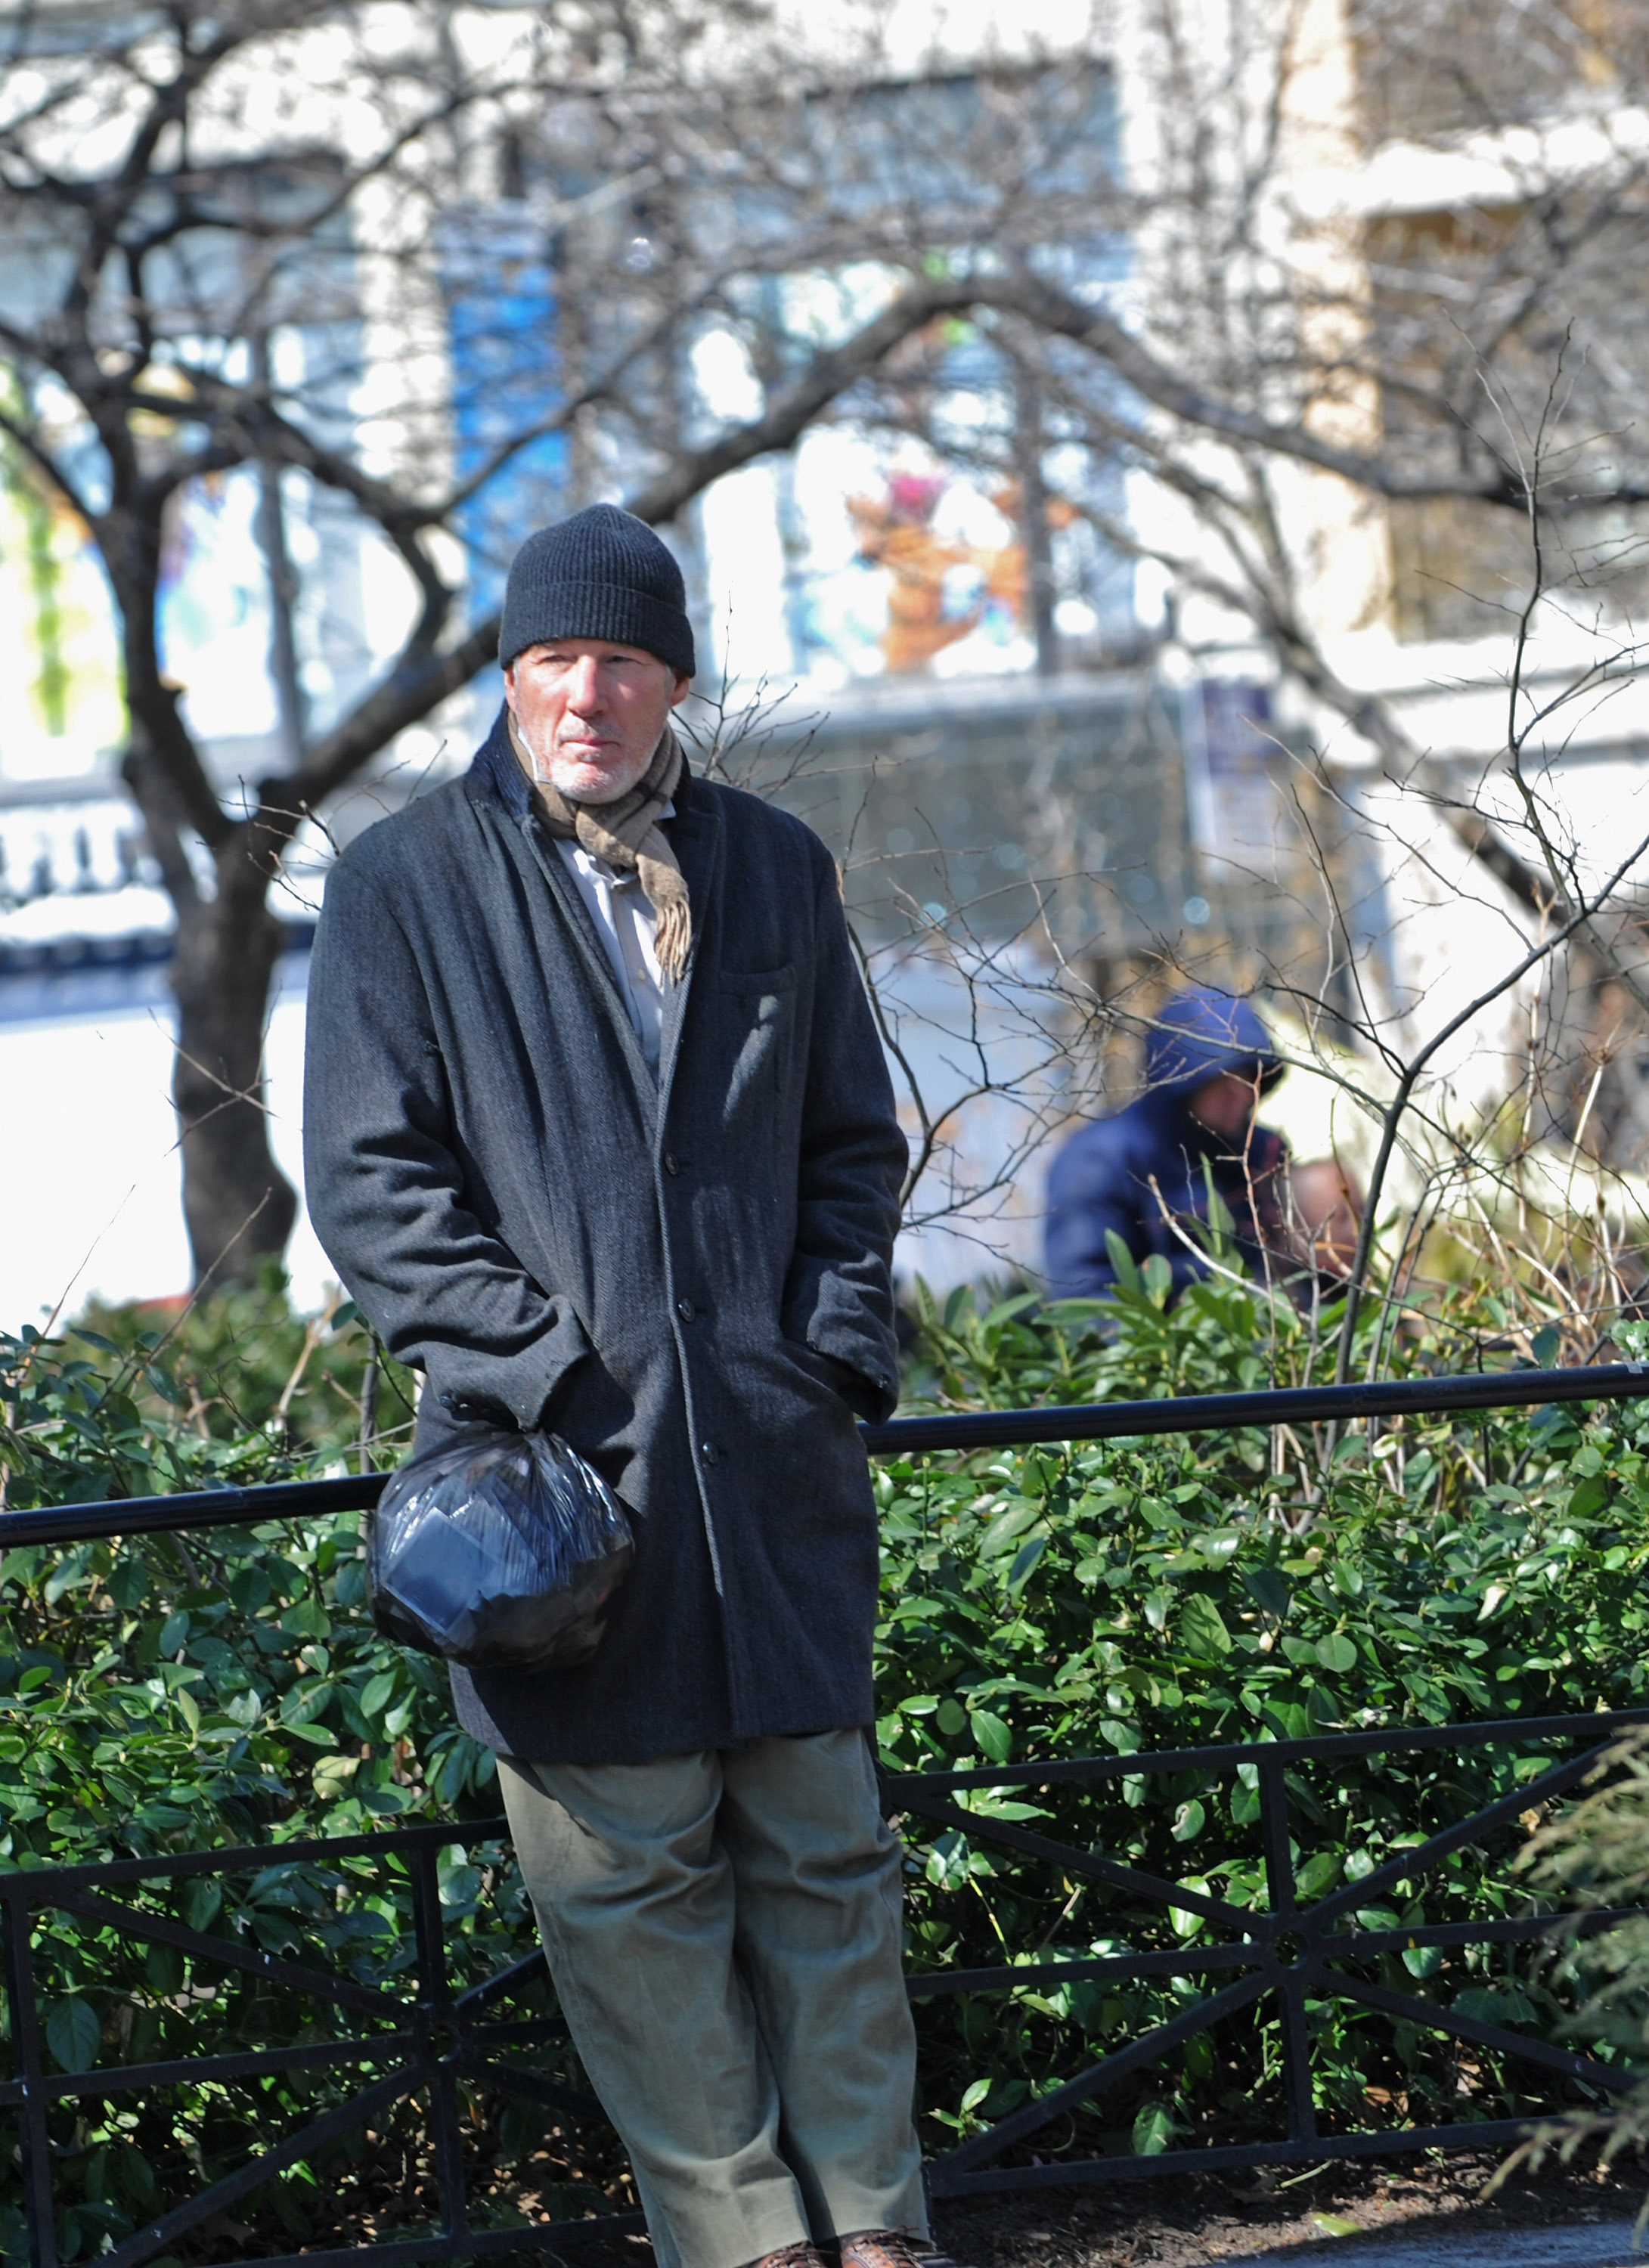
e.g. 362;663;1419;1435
925;2152;1649;2265
531;2152;1649;2268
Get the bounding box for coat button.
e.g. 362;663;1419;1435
664;1153;680;1176
677;1298;695;1322
699;1442;720;1464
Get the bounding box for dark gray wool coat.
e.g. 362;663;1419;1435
302;709;907;1765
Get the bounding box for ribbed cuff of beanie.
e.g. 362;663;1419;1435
501;580;694;677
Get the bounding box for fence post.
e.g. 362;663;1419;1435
408;1842;470;2252
1259;1755;1316;2144
2;1883;57;2268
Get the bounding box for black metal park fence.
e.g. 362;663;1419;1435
5;1359;1649;2268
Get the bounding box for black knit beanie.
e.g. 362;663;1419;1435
499;504;696;677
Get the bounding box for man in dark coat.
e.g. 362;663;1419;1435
304;505;932;2268
1043;986;1291;1300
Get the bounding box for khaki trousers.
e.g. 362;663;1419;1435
499;1730;927;2268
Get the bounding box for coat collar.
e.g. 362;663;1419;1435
468;705;532;814
654;761;722;1101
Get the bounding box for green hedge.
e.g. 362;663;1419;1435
2;1269;1646;2257
876;1273;1649;2163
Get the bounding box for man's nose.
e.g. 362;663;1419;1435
566;658;603;711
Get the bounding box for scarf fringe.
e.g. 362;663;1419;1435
652;897;691;984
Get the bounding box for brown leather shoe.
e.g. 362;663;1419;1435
840;2233;967;2268
746;2245;831;2268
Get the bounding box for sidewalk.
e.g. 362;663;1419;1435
1232;2220;1642;2266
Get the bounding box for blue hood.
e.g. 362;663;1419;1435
1144;987;1282;1100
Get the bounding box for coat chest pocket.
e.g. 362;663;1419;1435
718;965;798;1102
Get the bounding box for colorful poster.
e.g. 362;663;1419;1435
0;381;126;780
696;297;1134;688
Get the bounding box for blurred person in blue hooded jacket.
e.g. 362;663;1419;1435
1044;987;1358;1303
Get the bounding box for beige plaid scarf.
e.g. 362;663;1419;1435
508;713;691;981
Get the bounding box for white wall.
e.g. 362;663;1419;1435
0;961;332;1331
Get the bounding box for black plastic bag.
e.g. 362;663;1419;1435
367;1426;634;1671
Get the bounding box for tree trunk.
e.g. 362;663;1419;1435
169;822;299;1290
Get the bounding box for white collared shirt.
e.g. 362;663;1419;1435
553;809;673;1073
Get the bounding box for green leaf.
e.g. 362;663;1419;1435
1297;1850;1344;1900
1311;2215;1362;2240
143;1944;184;1996
1355;1907;1403;1932
1230;1776;1262;1826
228;1563;272;1611
1131;2102;1174;2156
1171;1799;1205;1842
107;1553;149;1610
284;1720;339;1747
1316;1634;1357;1674
1177;1594;1232;1659
1241;1566;1290;1619
1006;1535;1047;1594
279;1597;330;1639
45;1997;101;2073
1169;1879;1210;1940
935;1699;967;1736
361;1671;398;1720
1102;1231;1141;1292
182;1878;222;1933
969;1709;1012;1764
114;2144;157;2212
979;1501;1040;1557
1453;1984;1537;2028
279;1674;330;1728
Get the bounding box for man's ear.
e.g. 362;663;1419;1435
502;663;519;714
668;672;692;711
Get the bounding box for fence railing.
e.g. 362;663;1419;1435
6;1359;1649;2268
899;1711;1649;2196
5;1357;1647;1550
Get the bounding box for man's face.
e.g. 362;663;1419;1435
1187;1067;1261;1143
504;637;690;805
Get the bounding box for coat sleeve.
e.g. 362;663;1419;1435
778;855;908;1423
302;854;590;1429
